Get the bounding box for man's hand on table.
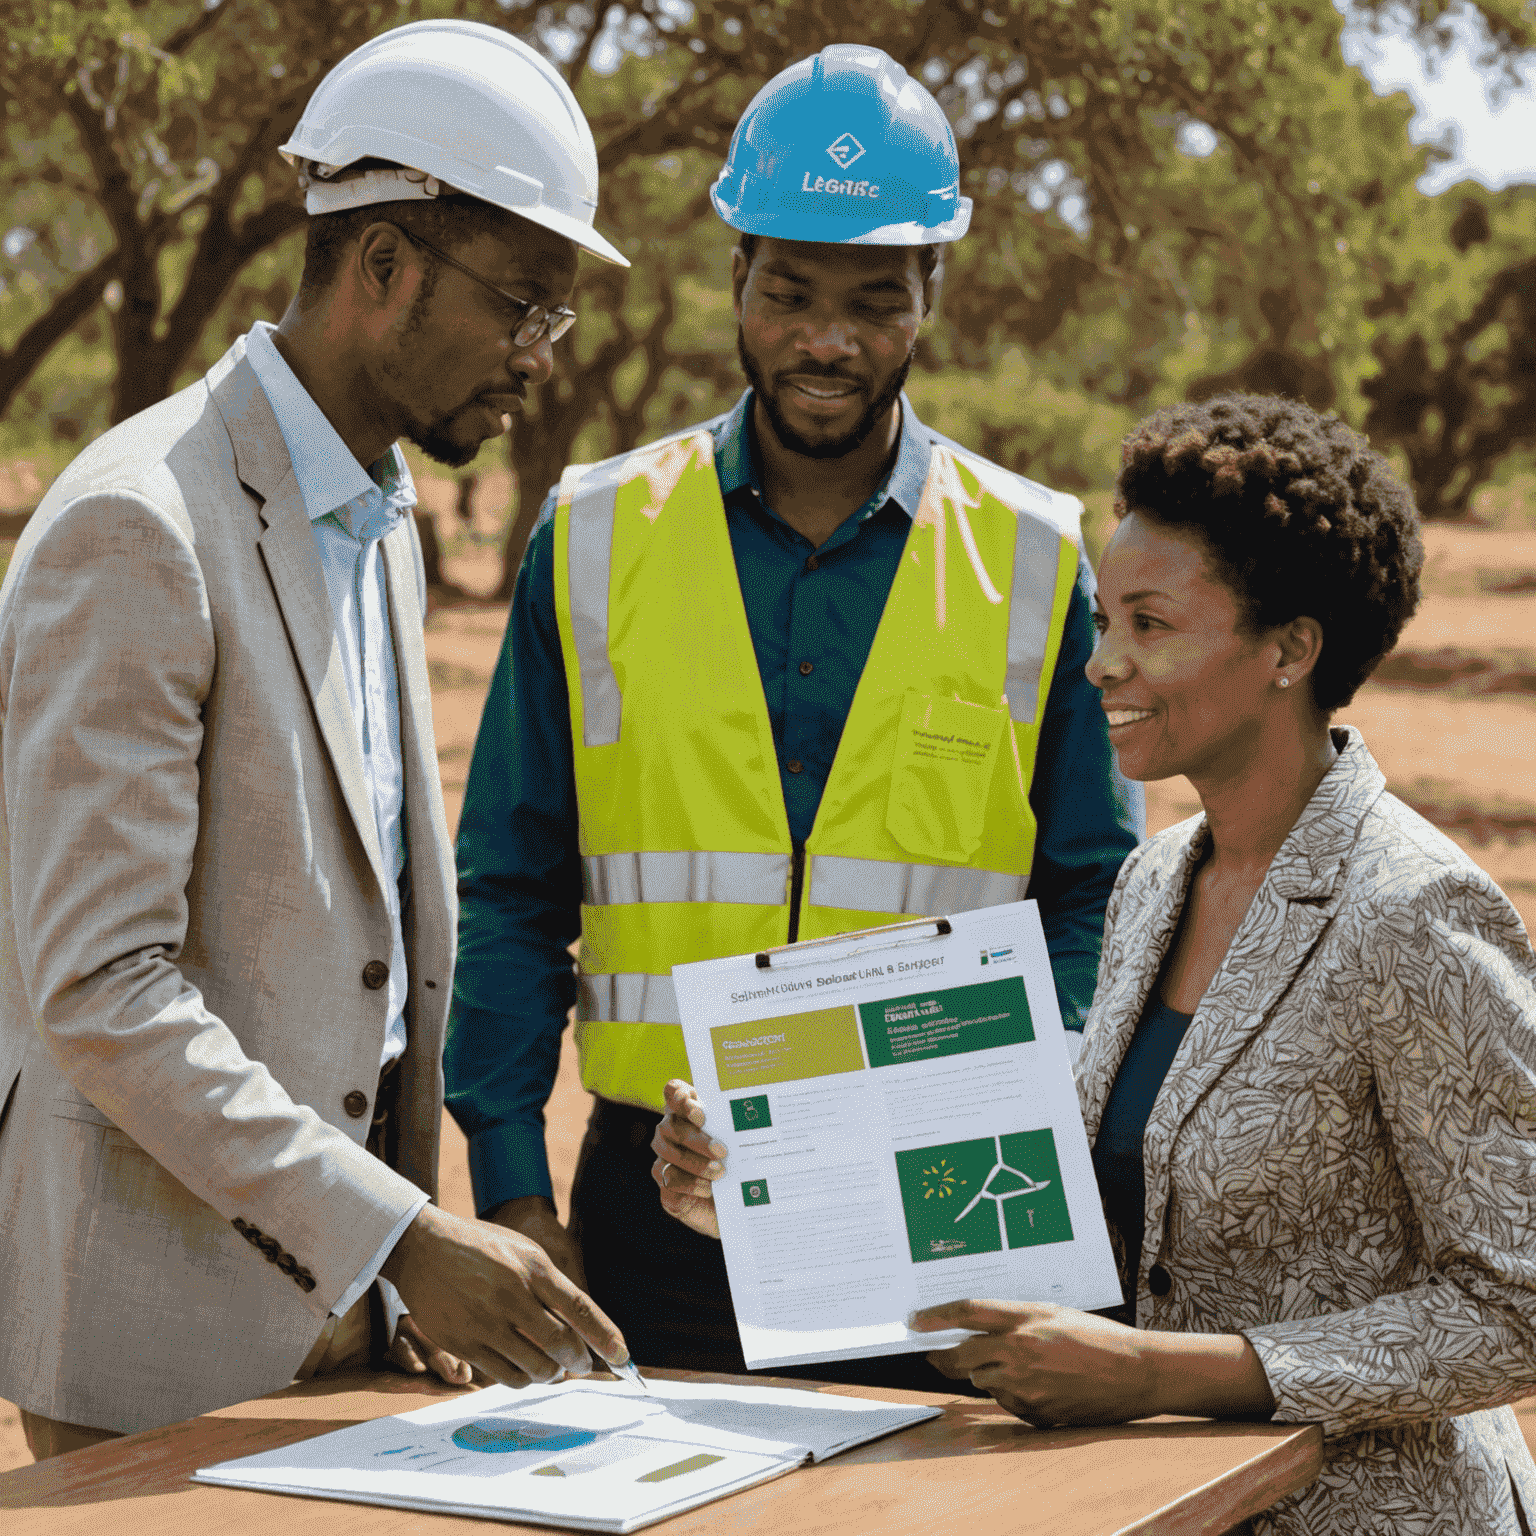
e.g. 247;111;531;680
387;1314;473;1385
488;1195;589;1293
650;1079;727;1240
912;1299;1276;1427
379;1202;629;1389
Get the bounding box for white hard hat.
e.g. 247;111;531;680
280;20;628;266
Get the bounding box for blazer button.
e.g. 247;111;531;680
362;960;390;990
343;1089;369;1119
1147;1264;1172;1297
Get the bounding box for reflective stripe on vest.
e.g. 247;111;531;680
560;453;632;748
806;854;1027;916
580;970;680;1024
1006;510;1070;727
583;849;790;906
580;848;1020;916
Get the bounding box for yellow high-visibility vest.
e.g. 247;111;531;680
552;425;1082;1110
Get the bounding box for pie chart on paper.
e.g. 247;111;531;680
450;1418;599;1455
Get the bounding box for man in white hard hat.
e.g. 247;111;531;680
0;20;634;1457
448;44;1141;1392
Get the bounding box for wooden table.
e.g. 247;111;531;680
0;1367;1322;1536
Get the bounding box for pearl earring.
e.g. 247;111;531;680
1278;677;1291;688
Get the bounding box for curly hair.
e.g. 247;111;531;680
1115;393;1423;712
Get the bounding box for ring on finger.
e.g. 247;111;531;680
660;1162;671;1188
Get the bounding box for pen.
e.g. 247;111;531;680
609;1355;650;1393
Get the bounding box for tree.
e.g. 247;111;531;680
502;0;1535;576
1;0;1532;563
1358;188;1535;519
489;0;1450;581
0;2;371;425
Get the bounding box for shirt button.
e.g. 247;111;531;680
805;554;820;571
343;1090;369;1119
1147;1264;1172;1297
799;661;814;677
362;960;390;990
786;759;804;774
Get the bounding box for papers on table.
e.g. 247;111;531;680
192;1378;939;1533
672;901;1122;1371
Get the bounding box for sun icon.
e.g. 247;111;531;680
920;1159;966;1201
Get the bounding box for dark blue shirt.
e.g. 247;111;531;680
446;391;1143;1213
1091;992;1196;1304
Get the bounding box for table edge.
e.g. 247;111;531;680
1114;1422;1324;1536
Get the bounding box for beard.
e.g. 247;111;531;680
404;412;488;470
736;326;914;460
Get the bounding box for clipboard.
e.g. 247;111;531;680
672;900;1122;1371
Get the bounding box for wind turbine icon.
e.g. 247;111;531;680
953;1136;1051;1245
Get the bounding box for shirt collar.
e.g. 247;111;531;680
243;321;415;538
712;388;932;525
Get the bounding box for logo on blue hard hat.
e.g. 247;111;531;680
708;44;973;244
826;132;865;169
800;173;880;199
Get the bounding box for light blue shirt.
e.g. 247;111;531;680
244;321;411;1070
243;322;425;1329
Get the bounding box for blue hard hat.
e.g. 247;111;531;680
711;44;972;246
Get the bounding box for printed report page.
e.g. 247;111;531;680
672;901;1123;1371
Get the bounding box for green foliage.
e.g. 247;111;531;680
0;0;469;426
0;0;1533;559
906;349;1134;495
1359;185;1536;518
1351;0;1536;74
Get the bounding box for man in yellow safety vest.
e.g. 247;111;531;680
446;44;1142;1391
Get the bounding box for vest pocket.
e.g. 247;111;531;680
884;691;1008;864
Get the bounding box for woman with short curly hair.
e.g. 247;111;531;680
908;393;1536;1534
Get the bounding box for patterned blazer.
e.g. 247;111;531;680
1077;729;1536;1536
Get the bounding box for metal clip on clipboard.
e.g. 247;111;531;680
754;915;953;970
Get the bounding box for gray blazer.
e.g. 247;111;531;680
1077;729;1536;1535
0;337;457;1433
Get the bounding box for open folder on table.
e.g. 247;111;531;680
192;1376;940;1532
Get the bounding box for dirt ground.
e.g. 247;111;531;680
2;515;1533;1474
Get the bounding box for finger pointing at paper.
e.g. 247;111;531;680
651;1079;727;1240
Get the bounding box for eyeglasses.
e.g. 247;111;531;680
395;227;578;349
